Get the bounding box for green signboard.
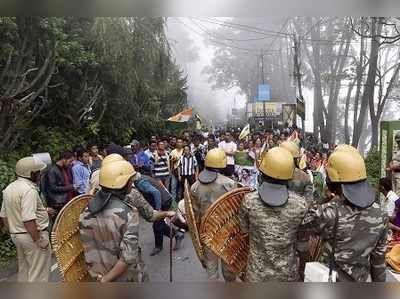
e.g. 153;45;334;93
380;120;400;179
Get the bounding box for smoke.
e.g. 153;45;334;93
166;18;245;125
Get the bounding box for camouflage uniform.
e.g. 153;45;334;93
288;168;314;204
79;189;154;282
239;190;308;282
391;150;400;195
125;188;155;222
299;197;389;282
190;173;237;281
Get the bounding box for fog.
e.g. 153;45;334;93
166;18;246;125
166;17;400;150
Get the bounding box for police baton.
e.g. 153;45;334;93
169;221;173;282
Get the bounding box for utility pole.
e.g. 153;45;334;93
293;34;305;130
260;50;266;131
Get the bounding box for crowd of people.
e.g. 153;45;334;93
1;125;400;282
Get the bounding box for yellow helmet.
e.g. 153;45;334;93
259;147;294;180
334;144;360;155
102;153;124;166
205;148;227;169
15;157;46;178
99;160;136;189
279;141;300;158
326;150;366;183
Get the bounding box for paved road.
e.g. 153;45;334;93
3;218;208;282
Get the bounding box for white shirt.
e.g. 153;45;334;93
386;190;399;218
218;141;237;165
144;149;154;159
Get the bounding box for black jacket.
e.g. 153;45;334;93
45;164;75;207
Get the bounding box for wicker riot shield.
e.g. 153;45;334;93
200;187;252;276
51;194;92;282
183;180;205;266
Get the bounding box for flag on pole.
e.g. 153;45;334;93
288;130;301;147
239;124;250;140
288;130;299;142
195;113;202;130
298;153;307;170
167;108;193;122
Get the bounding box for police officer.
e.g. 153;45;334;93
299;147;388;281
79;160;174;282
388;132;400;194
190;148;236;281
0;157;52;282
239;147;308;282
280;141;313;203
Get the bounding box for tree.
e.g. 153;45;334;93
0;17;57;151
0;17;188;156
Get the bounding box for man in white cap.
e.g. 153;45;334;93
0;157;52;281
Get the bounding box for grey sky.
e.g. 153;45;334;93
166;18;246;125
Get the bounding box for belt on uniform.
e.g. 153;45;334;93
11;227;48;234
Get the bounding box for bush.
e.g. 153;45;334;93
13;126;86;160
365;148;380;189
0;234;16;268
0;159;15;208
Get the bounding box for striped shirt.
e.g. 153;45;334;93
150;152;170;178
179;155;198;176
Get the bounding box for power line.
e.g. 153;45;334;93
189;18;284;55
205;17;293;37
193;17;292;38
177;18;272;55
189;17;273;43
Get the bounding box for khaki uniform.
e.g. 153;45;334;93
239;190;308;282
392;150;400;195
0;177;51;282
190;173;237;281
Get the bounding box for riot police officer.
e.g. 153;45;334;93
239;147;308;282
190;148;237;281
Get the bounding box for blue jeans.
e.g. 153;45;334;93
170;174;182;202
135;179;162;210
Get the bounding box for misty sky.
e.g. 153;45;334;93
166;17;400;133
166;18;246;125
166;17;313;130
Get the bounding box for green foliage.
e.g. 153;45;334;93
0;17;187;157
0;159;15;201
365;148;380;189
0;235;16;268
0;159;15;241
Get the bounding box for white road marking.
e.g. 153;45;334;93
51;263;58;272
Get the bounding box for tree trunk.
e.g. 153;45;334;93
367;18;383;150
310;20;325;141
352;17;380;148
344;79;356;144
326;24;352;144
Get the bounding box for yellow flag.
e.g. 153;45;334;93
239;124;250;140
299;153;307;170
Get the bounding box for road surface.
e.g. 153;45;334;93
1;218;208;282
